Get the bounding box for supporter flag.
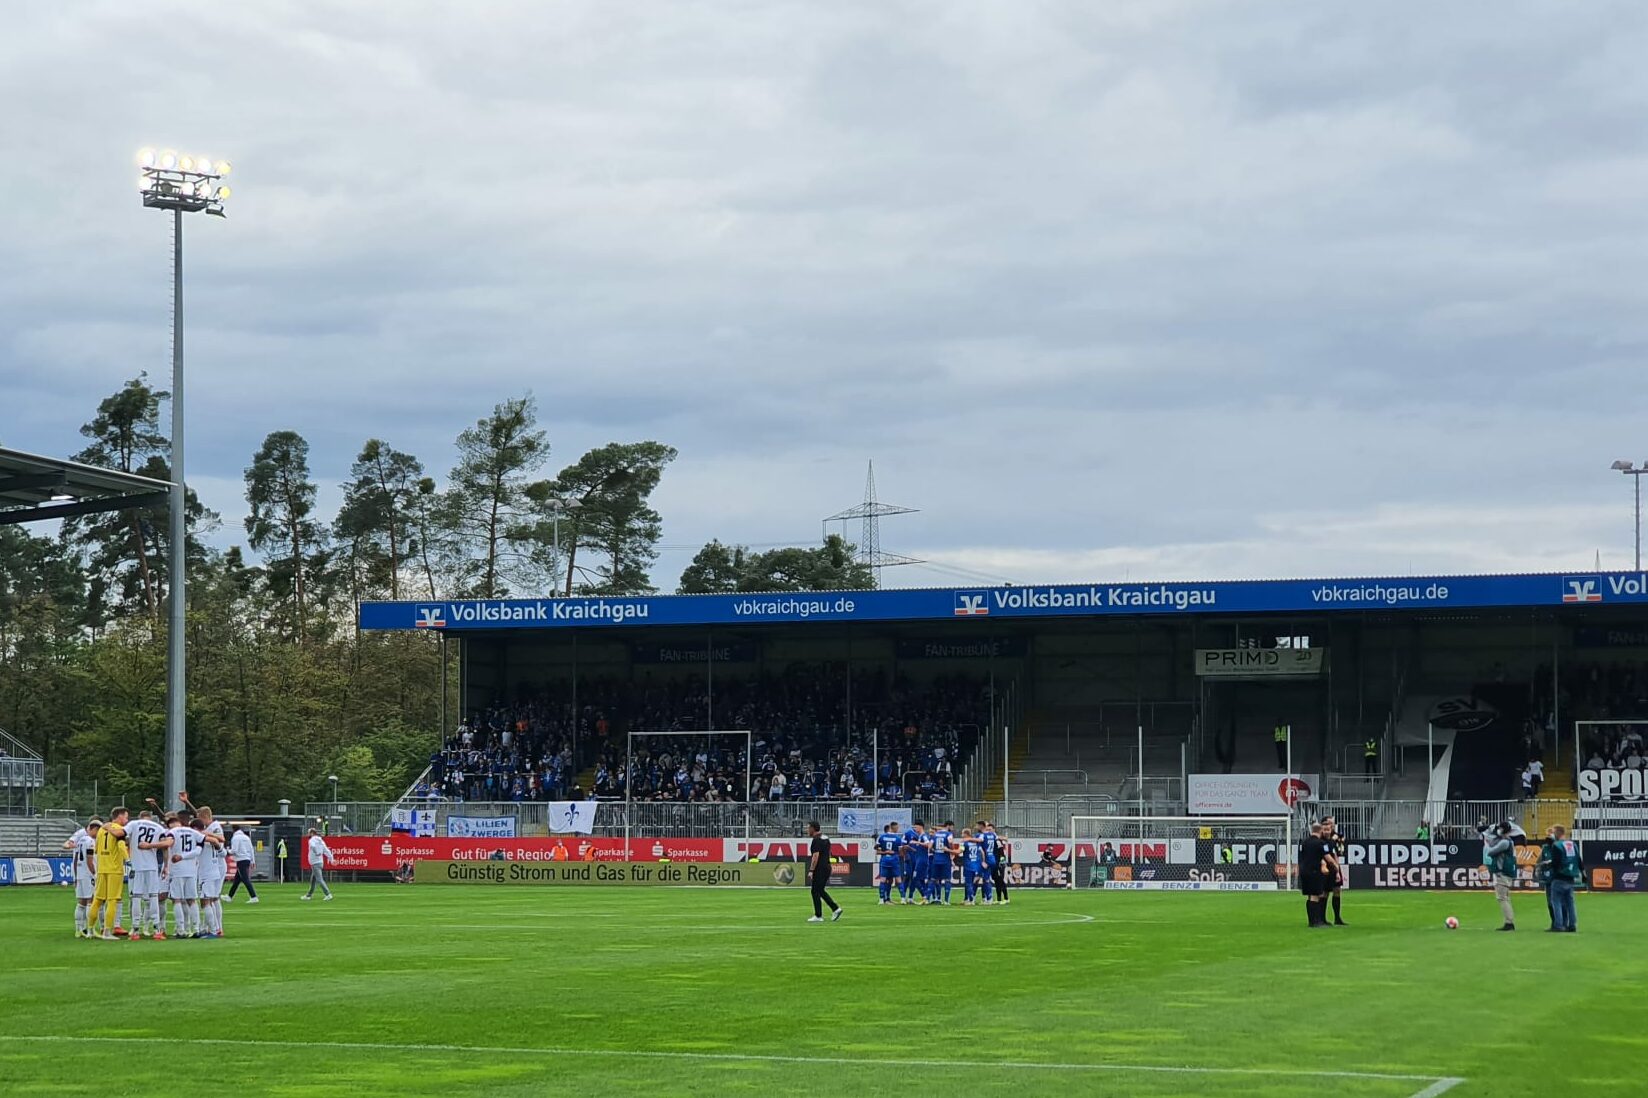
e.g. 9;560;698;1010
547;801;598;835
391;808;414;834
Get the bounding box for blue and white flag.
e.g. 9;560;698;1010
547;801;598;835
448;815;518;839
837;807;912;836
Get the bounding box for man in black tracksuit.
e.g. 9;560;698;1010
806;821;842;923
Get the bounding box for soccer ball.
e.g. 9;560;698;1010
1444;916;1459;930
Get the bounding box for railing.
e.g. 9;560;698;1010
0;757;45;788
1008;769;1089;795
305;795;1617;844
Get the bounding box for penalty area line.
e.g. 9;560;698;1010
0;1035;1463;1089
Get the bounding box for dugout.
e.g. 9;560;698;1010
360;572;1648;814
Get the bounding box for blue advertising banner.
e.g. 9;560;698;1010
0;856;73;886
361;572;1648;633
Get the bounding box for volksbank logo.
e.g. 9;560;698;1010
954;593;989;617
1562;574;1648;604
414;605;446;629
443;600;651;625
1563;578;1602;603
984;585;1215;612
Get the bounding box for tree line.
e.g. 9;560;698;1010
0;379;872;811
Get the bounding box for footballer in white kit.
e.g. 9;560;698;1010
195;810;228;938
63;822;99;937
166;820;203;937
125;812;170;939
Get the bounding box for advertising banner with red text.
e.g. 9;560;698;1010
303;835;725;871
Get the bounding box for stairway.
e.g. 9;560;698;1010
1521;758;1574;836
982;726;1032;802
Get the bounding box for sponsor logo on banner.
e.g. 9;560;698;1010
724;838;865;863
447;816;518;839
954;593;989;617
1102;881;1275;891
1194;648;1326;679
1004;863;1071;888
546;801;598;835
1189;773;1319;814
1428;696;1499;732
1579;768;1648;802
414;860;815;887
1020;840;1167;863
0;857;71;885
414;605;446;628
302;836;725;871
1563;577;1603;603
837;807;912;836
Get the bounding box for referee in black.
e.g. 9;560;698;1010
806;821;842;923
1300;821;1330;928
1322;815;1348;926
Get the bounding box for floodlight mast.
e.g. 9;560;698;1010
137;149;231;812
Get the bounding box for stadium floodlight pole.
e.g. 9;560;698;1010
138;148;230;812
544;497;579;594
1609;461;1647;570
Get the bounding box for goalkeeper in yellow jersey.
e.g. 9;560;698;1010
85;806;129;939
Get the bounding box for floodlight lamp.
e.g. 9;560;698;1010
216;185;231;200
195;156;212;174
160;150;177;169
137;175;149;191
214;160;231;176
1613;460;1634;472
137;148;157;168
179;156;195;171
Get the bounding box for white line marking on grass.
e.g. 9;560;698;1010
280;912;1097;932
0;1035;1463;1090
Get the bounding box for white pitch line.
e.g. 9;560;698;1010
1407;1079;1466;1098
278;912;1097;933
0;1035;1460;1088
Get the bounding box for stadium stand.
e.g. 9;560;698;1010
417;665;989;804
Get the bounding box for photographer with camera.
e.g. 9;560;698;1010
1478;817;1518;931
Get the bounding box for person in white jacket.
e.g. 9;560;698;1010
226;827;259;904
302;828;335;901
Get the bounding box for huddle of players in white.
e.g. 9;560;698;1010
65;800;236;941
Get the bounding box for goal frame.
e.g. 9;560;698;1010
1573;719;1648;834
624;729;753;857
1067;814;1294;891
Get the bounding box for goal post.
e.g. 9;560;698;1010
624;729;753;857
1067;815;1294;891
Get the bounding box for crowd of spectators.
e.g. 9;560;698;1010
414;664;991;804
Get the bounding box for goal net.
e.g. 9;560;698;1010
1068;815;1292;891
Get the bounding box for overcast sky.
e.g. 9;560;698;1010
5;2;1647;590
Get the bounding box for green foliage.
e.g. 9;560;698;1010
442;395;549;598
245;430;328;640
547;441;677;595
677;534;872;593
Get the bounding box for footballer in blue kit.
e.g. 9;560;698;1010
960;829;993;904
929;821;957;904
904;822;930;904
874;822;902;904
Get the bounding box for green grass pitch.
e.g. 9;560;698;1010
1;884;1642;1097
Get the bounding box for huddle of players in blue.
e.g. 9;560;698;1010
873;819;1009;906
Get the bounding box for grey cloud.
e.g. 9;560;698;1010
3;1;1646;591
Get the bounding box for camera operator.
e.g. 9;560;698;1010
1478;818;1518;931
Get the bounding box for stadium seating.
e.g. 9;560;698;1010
422;665;990;804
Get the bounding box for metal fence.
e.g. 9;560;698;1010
303;794;1614;846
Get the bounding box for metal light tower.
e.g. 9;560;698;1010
138;148;231;810
1610;460;1648;571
